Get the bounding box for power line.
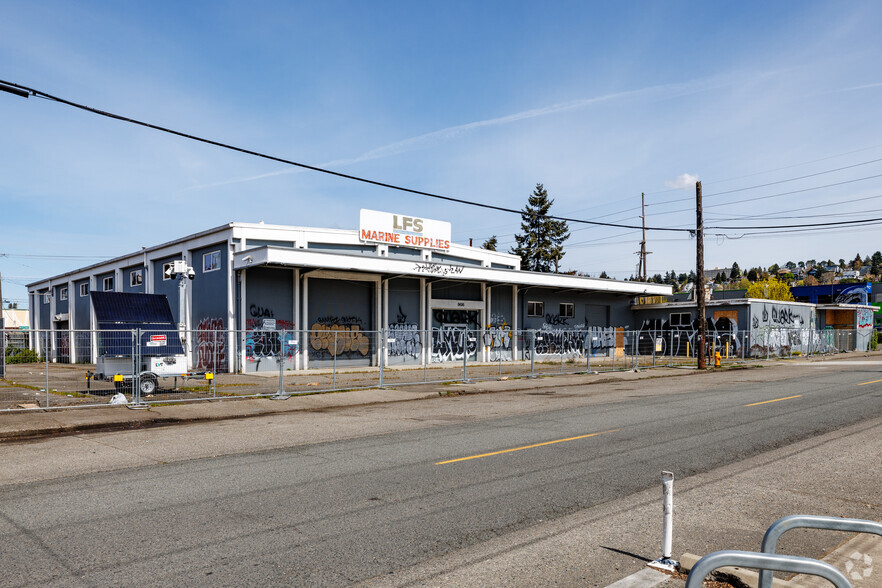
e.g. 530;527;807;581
0;79;693;234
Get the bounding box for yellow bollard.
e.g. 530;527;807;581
726;342;730;359
686;342;690;358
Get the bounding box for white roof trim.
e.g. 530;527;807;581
235;246;672;296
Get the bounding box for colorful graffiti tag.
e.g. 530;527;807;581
195;317;227;372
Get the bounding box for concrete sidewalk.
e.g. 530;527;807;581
0;365;697;441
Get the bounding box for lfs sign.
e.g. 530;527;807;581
359;209;451;251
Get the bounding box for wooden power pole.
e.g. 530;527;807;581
696;181;706;369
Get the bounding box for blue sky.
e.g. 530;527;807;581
2;1;882;306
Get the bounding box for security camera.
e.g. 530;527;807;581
187;268;195;280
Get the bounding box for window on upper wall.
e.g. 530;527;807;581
560;302;574;318
59;288;68;301
102;276;114;291
527;301;544;317
80;283;89;297
670;312;692;326
203;250;220;273
130;269;143;287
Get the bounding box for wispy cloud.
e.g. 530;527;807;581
836;82;882;93
189;76;731;191
664;173;700;189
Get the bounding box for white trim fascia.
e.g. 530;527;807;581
234;247;672;297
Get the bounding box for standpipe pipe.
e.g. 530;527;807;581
662;470;674;559
648;471;678;571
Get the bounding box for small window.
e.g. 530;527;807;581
130;269;143;287
80;283;89;297
559;302;574;318
527;301;544;317
670;312;692;326
59;288;68;301
162;262;174;281
203;250;221;273
103;276;114;291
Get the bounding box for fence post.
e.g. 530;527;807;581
530;330;536;378
212;329;218;397
461;329;468;383
585;333;591;372
271;329;289;400
378;328;385;388
44;331;50;408
648;471;678;571
423;328;428;382
333;329;338;390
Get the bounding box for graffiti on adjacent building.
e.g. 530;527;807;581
835;285;869;305
195;317;227;372
525;325;618;358
637;317;740;357
413;263;465;277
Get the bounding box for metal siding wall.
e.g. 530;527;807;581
74;280;91;329
387;278;421;365
243;267;294;330
307;278;374;367
54;285;69;314
122;265;146;293
489;286;513;326
431;281;481;301
152;256;182;322
39;292;50;328
190;244;228;329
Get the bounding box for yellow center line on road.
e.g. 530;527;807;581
744;395;802;407
434;429;620;465
858;379;882;386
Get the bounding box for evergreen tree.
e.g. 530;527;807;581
599;270;609;279
481;236;498;251
729;262;741;280
510;183;570;272
747;268;758;282
871;251;882;276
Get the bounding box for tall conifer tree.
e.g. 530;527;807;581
511;184;570;272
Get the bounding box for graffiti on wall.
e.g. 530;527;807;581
637;317;740;357
484;312;512;361
310;315;370;358
245;317;296;371
388;306;421;360
431;308;479;363
525;324;618;358
749;302;820;355
413;263;465;277
196;317;227;372
835;285;869;305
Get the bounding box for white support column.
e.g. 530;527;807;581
383;278;389;366
293;268;300;371
425;282;432;364
238;269;247;373
89;276;98;363
419;278;426;366
375;279;382;367
512;285;519;360
301;276;309;370
481;282;488;362
226;243;236;373
67;279;76;363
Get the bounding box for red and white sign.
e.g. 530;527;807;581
359;209;451;251
146;334;167;347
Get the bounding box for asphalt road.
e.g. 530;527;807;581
1;362;881;587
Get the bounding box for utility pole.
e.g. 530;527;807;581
0;271;5;378
637;192;651;281
696;181;706;369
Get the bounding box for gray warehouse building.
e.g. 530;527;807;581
27;210;672;373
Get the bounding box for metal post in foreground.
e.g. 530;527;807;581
687;551;851;588
461;329;468;383
128;329;149;410
271;329;289;400
648;471;678;571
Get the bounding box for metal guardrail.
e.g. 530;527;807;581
758;515;882;588
686;550;852;588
